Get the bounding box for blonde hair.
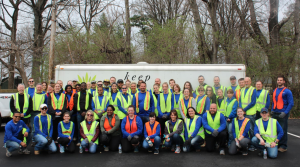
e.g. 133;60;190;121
84;110;95;122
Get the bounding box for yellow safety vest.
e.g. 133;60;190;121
241;86;256;115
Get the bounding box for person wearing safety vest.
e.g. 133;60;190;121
235;78;245;104
157;82;174;143
271;76;294;153
212;76;227;97
10;84;33;124
164;110;184;153
79;110;100;154
64;85;77;140
25;78;36;98
121;105;143;153
57;80;64;94
169;79;176;93
116;79;124;92
103;79;111;95
129;82;139;99
194;86;210;116
206;86;217;104
252;108;284;159
72;79;78;92
30;83;48;145
182;81;194;97
255;80;270;120
152;84;161;117
117;85;135;122
202;103;227;155
216;89;227;116
87;80;97;97
92;86;109;121
227;76;240;94
73;82;92;146
143;112;161;154
33;104;57;155
183;107;204;152
229;108;250;155
125;80;132;94
150;78;163;94
57;112;75;153
194;75;209;96
225;89;238;147
48;83;67;143
108;83;121;118
86;82;91;90
4;112;31;157
173;84;183;119
179;89;196;120
100;105;122;152
239;77;257;151
135;82;154;124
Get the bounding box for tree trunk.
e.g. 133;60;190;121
125;0;132;64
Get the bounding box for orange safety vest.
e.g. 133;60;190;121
236;89;241;101
136;92;150;112
236;117;249;138
50;93;65;110
196;95;207;114
104;114;116;131
180;97;193;117
65;91;76;111
273;87;287;110
145;121;160;142
125;115;138;134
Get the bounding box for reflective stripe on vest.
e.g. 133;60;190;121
33;93;45;111
109;92;120;112
256;89;268;111
234;118;249;138
184;116;205;139
217;97;227;115
256;118;278;145
180;97;193;118
38;114;51;135
60;121;74;136
80;121;99;144
195;95;207;115
241;86;256;115
272;87;287;110
93;95;108;120
159;92;172;113
135;92;150;113
77;92;89;111
173;93;183;118
118;93;132;119
225;99;237;117
165;119;185;142
11;93;30;118
153;95;159;116
50;93;65;110
206;112;221;134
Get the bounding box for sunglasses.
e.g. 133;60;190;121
29;81;34;83
87;114;93;117
41;107;48;110
122;88;127;90
199;90;204;92
98;84;103;86
14;116;21;118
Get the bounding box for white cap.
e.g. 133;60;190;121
40;104;47;109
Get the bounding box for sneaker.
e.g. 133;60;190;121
76;143;81;147
242;151;248;156
175;146;181;153
85;147;89;152
104;146;109;152
248;147;255;152
148;149;152;153
34;150;40;155
22;149;31;155
6;149;12;157
59;145;65;153
278;147;287;152
220;149;225;155
171;145;176;152
134;147;139;153
154;149;159;154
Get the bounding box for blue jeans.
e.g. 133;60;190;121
184;135;204;152
164;133;183;147
77;113;85;142
30;111;40;141
81;140;97;153
143;136;161;150
226;121;233;146
34;135;57;152
5;140;26;153
245;114;255;147
272;112;289;149
251;137;278;159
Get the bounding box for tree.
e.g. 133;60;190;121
125;0;131;63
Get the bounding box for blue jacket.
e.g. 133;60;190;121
226;97;238;119
34;115;53;138
58;121;75;145
239;87;256;112
202;112;226;135
4;120;30;144
271;87;294;114
256;89;270;109
232;118;250;139
135;92;154;117
121;116;143;138
144;123;160;139
254;119;284;141
184;116;202;140
157;93;174;118
91;95;109;111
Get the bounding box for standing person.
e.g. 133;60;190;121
75;84;81;93
194;75;209;96
173;84;183;119
103;79;111;95
206;86;217;104
25;78;36;98
47;85;54;97
49;80;55;89
137;80;143;90
4;112;31;157
239;77;257;151
48;83;67;142
65;85;77;142
79;110;100;154
67;80;72;86
86;82;91;90
235;78;245;102
216;89;226;115
135;82;154;124
183;107;205;153
164;110;184;153
179;89;196;120
57;112;75;153
169;79;176;93
92;86;109;121
72;79;78;91
150;78;162;93
271;76;294;152
130;82;139;98
225;89;238;147
100;105;121;152
10;84;33;125
229;108;251;155
202;103;227;155
142;112;161;154
125;80;131;93
252;108;284;158
182;81;194;97
73;82;92;146
118;85;134;122
57;80;64;93
152;84;161;117
109;83;121;115
42;82;48;94
121;105;143;153
117;79;124;92
256;81;270;120
88;81;97;96
227;76;240;94
110;77;116;85
212;76;227;97
33;104;57;155
194;86;210;116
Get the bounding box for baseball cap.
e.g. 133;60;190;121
40;104;47;109
117;79;124;83
103;79;109;82
230;76;236;80
91;80;96;84
72;78;78;82
260;108;268;113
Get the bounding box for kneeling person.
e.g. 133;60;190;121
57;112;75;153
143;112;161;154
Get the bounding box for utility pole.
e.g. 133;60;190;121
48;0;57;82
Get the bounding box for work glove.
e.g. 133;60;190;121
46;137;52;145
212;130;219;137
84;138;89;144
162;114;168;119
279;112;286;118
89;141;95;148
127;135;132;141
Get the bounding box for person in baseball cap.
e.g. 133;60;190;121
227;76;239;94
103;79;111;93
117;79;124;92
72;79;78;89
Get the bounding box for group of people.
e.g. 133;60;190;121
4;75;294;159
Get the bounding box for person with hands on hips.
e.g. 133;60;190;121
79;110;100;154
143;112;161;154
252;108;284;159
57;112;75;153
202;103;227;155
33;104;57;155
121;105;143;153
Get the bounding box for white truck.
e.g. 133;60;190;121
0;93;14;127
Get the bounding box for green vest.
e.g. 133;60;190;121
37;114;51;135
227;85;240;92
92;95;108;120
225;98;237;117
151;86;162;93
118;93;133;119
11;93;30;118
195;95;208;115
22;128;27;143
255;118;278;145
256;89;268;112
212;85;226;96
152;94;159;116
184;115;205;139
50;93;66;110
165;119;185;142
180;97;193;118
206;112;221;134
216;97;227;115
173;93;183;118
80;121;99;145
32;93;45;111
60;121;74;136
109;92;121;114
194;85;208;95
159;92;172;113
77;92;90;111
88;88;97;97
234;118;249;138
136;92;151;113
241;86;256;115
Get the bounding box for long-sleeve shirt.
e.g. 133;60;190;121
226;97;238;119
73;91;92;114
196;95;210;113
58;121;75;145
164;120;184;137
239;87;257;112
232;118;251;139
91;95;110;111
4;120;30;144
157;93;174;118
184;117;202;140
27;87;35;98
202;112;226;135
144;123;161;139
256;89;270;109
178;98;196;120
174;94;181;104
34;115;53;138
100;114;121;136
121;116;143;138
10;94;33;117
254;119;284;141
32;93;48;112
271;87;294;114
117;93;135;115
135;92;154;117
80;121;100;143
47;93;67;119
